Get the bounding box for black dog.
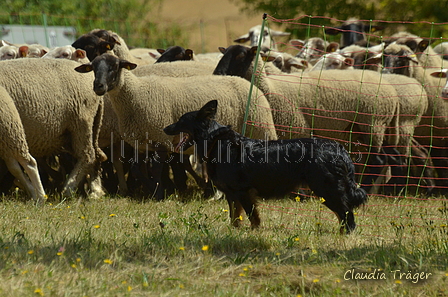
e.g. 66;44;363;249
164;100;367;234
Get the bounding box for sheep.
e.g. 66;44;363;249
325;18;384;48
132;60;215;77
72;32;116;61
154;46;195;63
339;44;384;71
371;42;448;193
433;42;448;60
25;44;49;58
234;25;290;51
290;37;339;66
0;58;106;199
304;44;431;192
42;45;89;63
308;52;354;71
74;53;277;200
0;43;27;60
262;51;309;73
213;44;407;192
390;36;446;69
0;85;46;203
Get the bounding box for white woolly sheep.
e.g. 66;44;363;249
261;51;309;73
290;37;339;66
0;43;27;60
373;42;448;192
308;52;354;71
339;44;384;71
213;45;405;192
0;58;106;199
234;25;290;51
42;45;89;63
0;85;46;203
132;60;216;77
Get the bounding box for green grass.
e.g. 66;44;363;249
0;191;447;296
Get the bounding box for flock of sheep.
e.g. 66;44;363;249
0;18;448;205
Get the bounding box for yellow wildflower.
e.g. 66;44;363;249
201;245;209;251
104;259;113;264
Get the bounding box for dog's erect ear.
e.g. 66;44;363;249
197;100;218;120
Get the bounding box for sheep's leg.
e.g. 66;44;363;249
17;155;46;204
5;156;45;204
63;122;99;198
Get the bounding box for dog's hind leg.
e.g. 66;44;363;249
238;189;261;229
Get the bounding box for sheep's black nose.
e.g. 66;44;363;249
93;81;107;96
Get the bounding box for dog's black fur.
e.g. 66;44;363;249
164;100;368;234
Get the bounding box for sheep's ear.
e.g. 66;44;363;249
327;42;340;52
289;39;305;49
249;46;258;55
186;49;194;60
344;57;355;67
370;25;384;33
260;52;276;62
197;100;218;120
110;35;121;45
218;47;227;54
119;60;137;70
149;52;161;59
234;34;250;44
430;70;448;78
74;63;93;73
74;49;87;59
18;45;28;57
290;59;308;70
99;41;115;52
157;48;166;54
324;27;342;35
417;39;430;53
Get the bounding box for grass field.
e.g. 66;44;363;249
0;190;447;296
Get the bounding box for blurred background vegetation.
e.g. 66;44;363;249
1;0;447;50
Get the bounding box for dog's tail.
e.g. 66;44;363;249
348;184;368;209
